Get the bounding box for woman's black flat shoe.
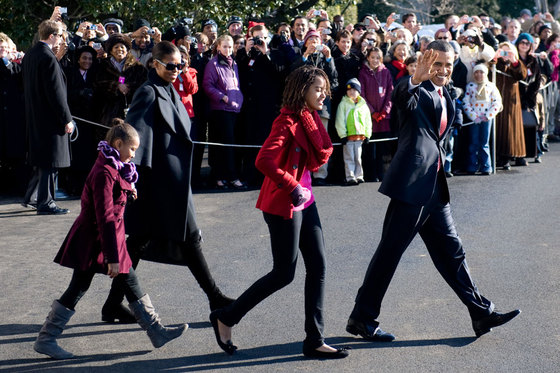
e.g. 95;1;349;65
209;310;237;355
101;302;136;324
302;345;350;359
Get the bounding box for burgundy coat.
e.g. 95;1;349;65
255;108;323;219
54;153;133;274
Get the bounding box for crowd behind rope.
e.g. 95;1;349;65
1;6;559;195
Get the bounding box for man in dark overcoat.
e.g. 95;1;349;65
346;41;520;342
22;20;74;214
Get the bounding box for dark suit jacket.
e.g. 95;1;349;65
22;42;73;168
124;68;195;246
379;77;456;206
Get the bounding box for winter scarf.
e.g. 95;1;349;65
392;59;407;80
296;107;333;172
97;141;138;183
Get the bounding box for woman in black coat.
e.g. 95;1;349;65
63;46;99;195
94;33;147;126
100;41;233;323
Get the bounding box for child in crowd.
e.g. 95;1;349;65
404;55;418;78
463;63;503;174
335;78;372;185
34;120;186;359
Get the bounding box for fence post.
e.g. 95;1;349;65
491;64;497;174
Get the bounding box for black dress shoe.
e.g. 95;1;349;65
37;206;69;215
209;310;237;355
302;345;350;359
102;302;136;324
472;310;521;337
346;318;395;341
445;171;454;178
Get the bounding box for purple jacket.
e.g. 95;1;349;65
358;63;393;133
203;55;243;113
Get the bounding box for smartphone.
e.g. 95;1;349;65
59;7;67;14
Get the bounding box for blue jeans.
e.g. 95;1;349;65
467;121;492;173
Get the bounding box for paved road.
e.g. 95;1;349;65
1;145;559;372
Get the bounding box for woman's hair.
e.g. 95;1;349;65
388;40;412;60
0;32;12;44
152;40;179;61
178;45;191;65
194;32;209;45
105;33;132;54
365;47;383;59
212;34;233;55
282;65;331;112
359;31;379;49
498;41;519;60
546;33;559;48
105;118;139;145
335;29;352;42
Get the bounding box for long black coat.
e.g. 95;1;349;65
125;69;196;253
22;42;73;168
0;61;25;160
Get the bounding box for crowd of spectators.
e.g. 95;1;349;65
1;6;558;194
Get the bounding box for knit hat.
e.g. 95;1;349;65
516;32;534;45
103;18;124;33
538;24;552;36
346;78;361;92
227;16;243;28
520;9;532;17
303;29;321;44
473;63;488;74
201;19;218;32
134;18;151;31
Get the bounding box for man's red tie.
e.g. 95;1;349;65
437;88;447;171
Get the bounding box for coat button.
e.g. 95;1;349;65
292;164;298;170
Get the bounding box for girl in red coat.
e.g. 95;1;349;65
209;66;349;359
34;120;186;360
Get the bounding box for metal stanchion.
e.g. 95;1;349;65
491;64;497;174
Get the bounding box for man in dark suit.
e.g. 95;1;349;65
22;20;74;215
346;41;520;341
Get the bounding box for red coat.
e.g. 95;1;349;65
54;153;133;273
255;109;322;219
172;67;198;118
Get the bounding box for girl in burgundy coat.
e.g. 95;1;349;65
34;121;186;360
209;66;349;360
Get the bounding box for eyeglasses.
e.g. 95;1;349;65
155;59;185;71
437;36;449;40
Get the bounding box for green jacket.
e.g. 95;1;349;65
335;95;372;139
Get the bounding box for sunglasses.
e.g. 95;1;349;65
518;40;531;45
354;27;366;31
155;59;185;71
437;36;449;40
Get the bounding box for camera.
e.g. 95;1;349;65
313;10;321;16
14;51;24;59
315;44;324;52
366;39;375;46
86;24;97;30
92;42;102;50
177;17;193;25
147;29;156;35
500;50;508;57
253;36;264;46
393;14;401;20
279;30;289;43
59;7;68;21
190;36;197;44
466;36;474;43
321;28;331;35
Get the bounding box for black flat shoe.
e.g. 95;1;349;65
102;302;136;324
302;345;350;359
472;309;521;337
209;310;237;355
346;318;395;341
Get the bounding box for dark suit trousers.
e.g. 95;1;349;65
351;173;494;327
23;167;57;209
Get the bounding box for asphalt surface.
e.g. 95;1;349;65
1;145;559;372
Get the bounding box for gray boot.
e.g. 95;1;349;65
129;294;188;348
34;300;75;359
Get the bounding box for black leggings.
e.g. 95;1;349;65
59;267;143;311
220;202;327;349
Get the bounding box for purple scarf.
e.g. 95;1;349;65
217;53;234;68
97;141;138;183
